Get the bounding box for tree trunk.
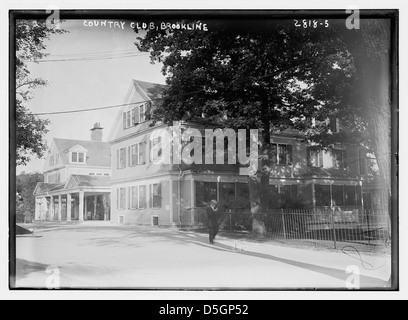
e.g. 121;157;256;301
335;19;392;205
248;99;272;237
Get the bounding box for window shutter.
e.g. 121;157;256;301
287;145;293;165
158;182;162;208
123;112;127;129
124;147;127;168
117;150;120;169
145;102;152;120
149;184;152;208
149;139;152;163
128;146;131;167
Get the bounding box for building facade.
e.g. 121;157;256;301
108;80;386;226
33;123;112;222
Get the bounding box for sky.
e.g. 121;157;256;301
16;19;167;174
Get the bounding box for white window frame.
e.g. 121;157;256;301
307;148;324;168
138;185;147;209
70;151;86;164
150;183;162;209
138;142;146;165
151;137;162;162
129;144;138;167
130;186;138;209
117;147;126;169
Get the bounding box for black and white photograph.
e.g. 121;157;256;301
6;3;402;299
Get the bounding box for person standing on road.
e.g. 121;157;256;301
206;199;219;244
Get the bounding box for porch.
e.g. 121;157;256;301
34;175;111;222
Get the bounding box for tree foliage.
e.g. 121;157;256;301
135;20;367;150
15;19;66;165
16;171;44;223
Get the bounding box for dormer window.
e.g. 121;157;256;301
67;144;88;164
71;152;85;163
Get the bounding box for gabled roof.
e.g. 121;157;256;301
68;174;111;187
132;79;167;102
33;175;111;195
33;182;66;195
108;79;167;142
53;138;111;167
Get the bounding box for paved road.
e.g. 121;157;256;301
14;224;391;289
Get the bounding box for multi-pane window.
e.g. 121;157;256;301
315;185;331;207
117;148;126;169
332;149;347;169
123;104;150;129
130;186;138;209
271;144;293;165
151;183;162;208
117;188;126;209
195;182;218;207
307;148;324;167
71;152;85;163
129;144;138;167
151;137;162;162
344;185;356;206
138;185;147;209
131;107;138;125
138;142;146;165
139;104;145;123
332;185;344;206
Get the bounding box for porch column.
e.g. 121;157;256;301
102;194;108;221
85;196;88;220
67;193;72;221
94;195;97;220
78;191;84;221
41;197;47;220
58;195;62;221
49;196;55;221
191;178;195;208
34;197;40;221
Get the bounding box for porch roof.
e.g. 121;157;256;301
34;174;111;196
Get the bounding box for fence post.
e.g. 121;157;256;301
365;209;371;245
330;209;337;249
281;210;287;240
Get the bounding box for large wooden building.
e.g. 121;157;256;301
33;123;112;222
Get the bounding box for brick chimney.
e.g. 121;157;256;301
90;122;103;141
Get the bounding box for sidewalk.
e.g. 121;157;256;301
182;229;392;286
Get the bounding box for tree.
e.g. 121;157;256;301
16;172;44;223
332;19;393;204
15;19;66;166
135;19;389;233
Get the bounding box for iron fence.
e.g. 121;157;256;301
180;207;391;249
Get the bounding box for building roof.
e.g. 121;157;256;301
53;138;111;167
33;182;66;195
34;175;111;195
69;174;111;187
132;79;167;102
